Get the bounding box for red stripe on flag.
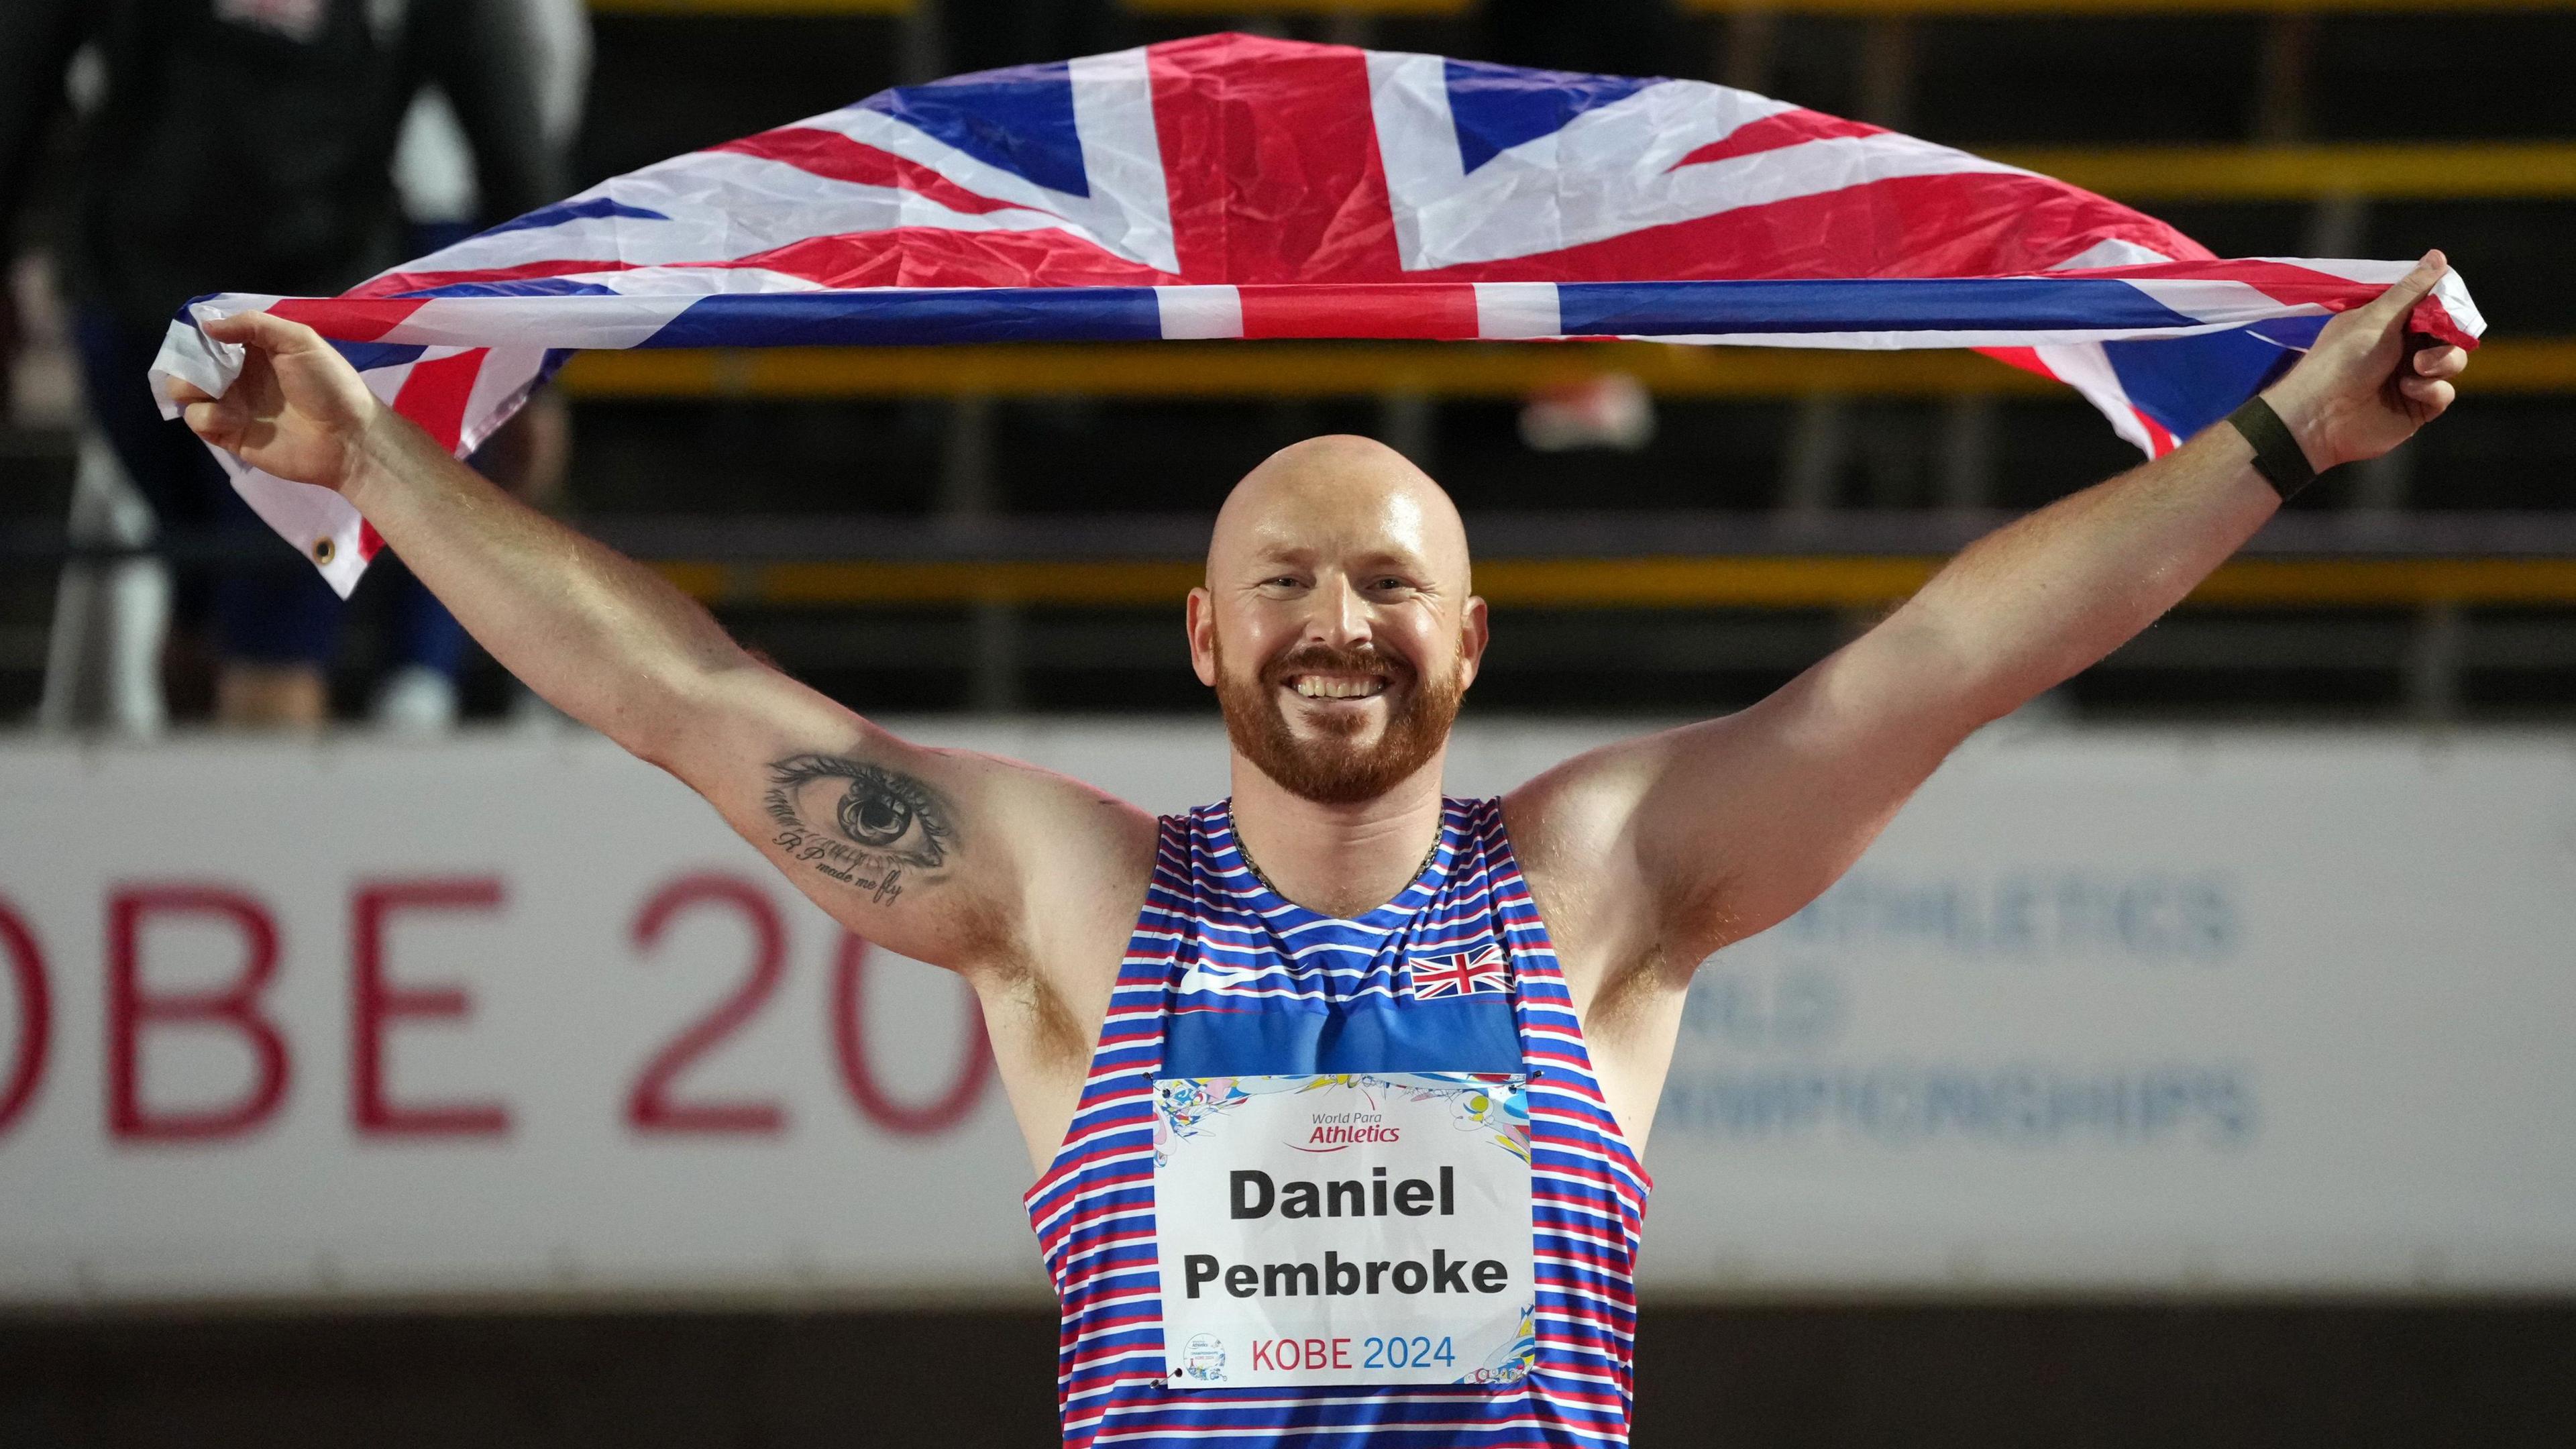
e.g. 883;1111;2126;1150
1670;109;1886;171
1424;170;2213;284
268;297;431;342
2410;297;2475;349
2418;301;2474;347
1146;32;1405;284
714;127;1058;220
718;227;1174;288
390;350;486;452
1238;282;1479;339
1147;48;1223;283
350;225;1172;298
345;258;612;299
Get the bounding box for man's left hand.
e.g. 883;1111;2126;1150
2264;250;2471;473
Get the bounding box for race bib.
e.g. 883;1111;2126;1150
1153;1073;1536;1389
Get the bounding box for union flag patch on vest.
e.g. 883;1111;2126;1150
1405;942;1512;1000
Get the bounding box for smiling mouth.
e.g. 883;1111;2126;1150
1286;674;1389;701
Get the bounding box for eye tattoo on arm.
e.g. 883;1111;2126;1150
763;755;957;906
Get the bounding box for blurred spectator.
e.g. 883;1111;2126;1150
377;0;587;731
0;0;576;731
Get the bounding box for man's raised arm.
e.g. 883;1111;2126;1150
1517;252;2469;974
170;311;1155;983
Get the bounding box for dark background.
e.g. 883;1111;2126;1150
7;1303;2573;1446
5;3;2573;1443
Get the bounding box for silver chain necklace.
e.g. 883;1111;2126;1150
1234;816;1442;909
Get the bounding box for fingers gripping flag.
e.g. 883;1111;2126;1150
150;32;2485;593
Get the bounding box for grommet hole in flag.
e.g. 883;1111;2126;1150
147;32;2483;596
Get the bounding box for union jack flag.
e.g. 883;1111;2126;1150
150;32;2484;593
1407;943;1512;1001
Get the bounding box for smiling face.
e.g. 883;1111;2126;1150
1188;436;1489;806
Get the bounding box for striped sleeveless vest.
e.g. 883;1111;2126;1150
1024;798;1653;1446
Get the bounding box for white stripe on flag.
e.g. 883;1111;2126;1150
459;347;553;455
2120;277;2335;328
2260;255;2487;338
1364;49;1462;274
396;152;1091;282
1474;282;1560;339
395;293;706;350
2047;238;2174;270
148;297;284;416
1157;285;1242;339
1069;47;1181;276
1399;104;2019;270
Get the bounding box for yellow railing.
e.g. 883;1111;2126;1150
566;340;2037;400
1989;142;2576;201
560;337;2576;402
649;556;2576;610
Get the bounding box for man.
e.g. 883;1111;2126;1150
171;254;2465;1446
0;0;563;727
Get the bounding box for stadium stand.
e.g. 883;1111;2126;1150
5;0;2572;725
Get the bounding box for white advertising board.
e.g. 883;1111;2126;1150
1;722;2571;1304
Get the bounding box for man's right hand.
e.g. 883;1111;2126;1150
161;303;1157;1167
170;310;385;494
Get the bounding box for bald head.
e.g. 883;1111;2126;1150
1208;435;1470;594
1189;434;1488;804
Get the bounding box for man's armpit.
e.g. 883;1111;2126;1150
762;752;961;907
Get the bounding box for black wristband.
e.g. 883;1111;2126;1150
2226;394;2318;500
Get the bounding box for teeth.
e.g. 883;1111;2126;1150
1292;676;1385;700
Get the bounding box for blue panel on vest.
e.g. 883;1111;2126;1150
860;61;1090;199
1163;994;1521;1077
1444;58;1656;176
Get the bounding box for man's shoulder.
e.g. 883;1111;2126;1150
957;772;1159;990
1497;730;1672;853
1493;729;1726;955
989;762;1164;877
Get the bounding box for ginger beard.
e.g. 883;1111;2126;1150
1212;629;1468;806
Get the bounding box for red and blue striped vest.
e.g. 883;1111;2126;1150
1024;798;1653;1446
